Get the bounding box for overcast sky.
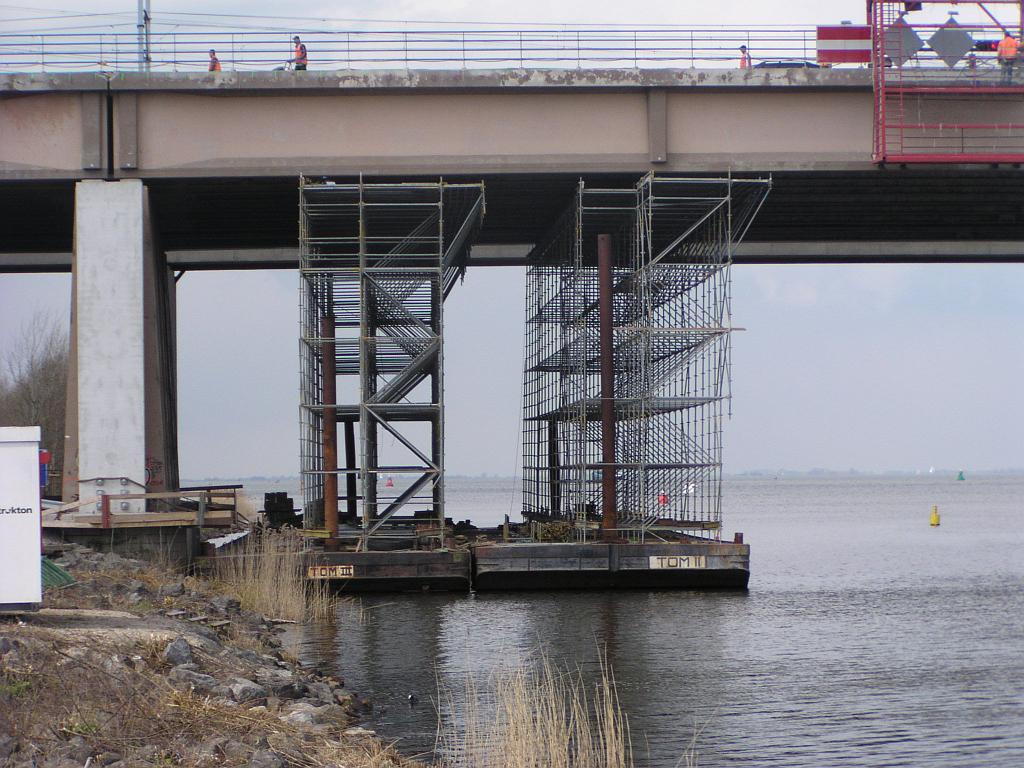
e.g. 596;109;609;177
2;1;872;30
4;262;1023;477
1;0;999;34
3;1;1024;477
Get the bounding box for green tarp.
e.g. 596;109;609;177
41;556;75;588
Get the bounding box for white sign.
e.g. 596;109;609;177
649;554;707;570
0;427;42;609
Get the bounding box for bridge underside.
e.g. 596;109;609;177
4;170;1024;270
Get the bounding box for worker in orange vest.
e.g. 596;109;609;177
997;31;1018;85
738;45;752;69
208;49;221;72
291;36;308;71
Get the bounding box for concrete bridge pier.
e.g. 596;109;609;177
62;180;179;509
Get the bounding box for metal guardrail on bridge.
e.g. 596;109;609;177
0;26;827;73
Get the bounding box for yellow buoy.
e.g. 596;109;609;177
930;504;941;527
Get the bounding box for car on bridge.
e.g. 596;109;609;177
754;59;821;69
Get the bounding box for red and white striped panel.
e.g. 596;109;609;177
817;25;872;64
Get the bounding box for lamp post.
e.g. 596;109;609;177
137;0;151;71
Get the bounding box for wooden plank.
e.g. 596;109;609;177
43;515;235;529
72;513;194;524
46;490;235;520
72;514;234;528
48;497;100;515
108;519;234;529
99;491;209;501
63;490;236;502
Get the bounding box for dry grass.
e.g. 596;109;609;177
42;561;169;613
671;715;709;768
436;655;633;768
213;530;336;623
1;634;218;758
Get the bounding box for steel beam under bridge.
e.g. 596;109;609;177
6;241;1024;274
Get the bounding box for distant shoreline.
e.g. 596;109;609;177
183;469;1024;486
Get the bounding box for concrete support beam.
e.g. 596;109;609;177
647;89;668;164
115;93;139;170
731;240;1024;263
62;258;79;502
64;222;179;502
143;242;178;492
73;180;149;512
168;247;298;269
80;92;105;171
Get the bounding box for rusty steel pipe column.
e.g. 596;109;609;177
597;234;618;541
320;315;339;544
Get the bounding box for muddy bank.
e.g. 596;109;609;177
0;542;413;768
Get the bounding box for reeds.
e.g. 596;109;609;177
213;530;336;623
436;655;633;768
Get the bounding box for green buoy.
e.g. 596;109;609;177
956;470;965;481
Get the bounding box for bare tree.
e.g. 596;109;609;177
0;311;69;471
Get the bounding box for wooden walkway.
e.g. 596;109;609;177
43;488;239;530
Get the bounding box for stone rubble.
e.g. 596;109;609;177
1;541;394;768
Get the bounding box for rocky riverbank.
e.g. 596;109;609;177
0;542;412;768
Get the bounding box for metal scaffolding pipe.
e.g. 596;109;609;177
343;419;358;521
299;177;484;548
547;419;561;515
597;233;618;540
521;175;770;541
320;315;339;541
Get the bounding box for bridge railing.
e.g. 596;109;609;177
0;27;827;74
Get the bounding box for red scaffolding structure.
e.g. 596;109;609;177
871;1;1024;163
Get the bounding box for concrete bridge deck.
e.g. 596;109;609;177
3;67;874;182
3;68;1024;267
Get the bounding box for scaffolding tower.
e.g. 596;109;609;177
871;1;1024;163
522;174;770;541
300;178;485;548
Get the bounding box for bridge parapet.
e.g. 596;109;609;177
1;67;871;93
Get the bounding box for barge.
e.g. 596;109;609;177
305;537;749;592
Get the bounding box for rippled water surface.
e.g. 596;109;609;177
293;475;1024;767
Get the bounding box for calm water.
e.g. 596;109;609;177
292;475;1024;766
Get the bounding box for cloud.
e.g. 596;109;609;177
4;0;871;35
745;267;820;308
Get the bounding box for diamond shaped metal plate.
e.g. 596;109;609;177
928;22;973;68
884;20;924;65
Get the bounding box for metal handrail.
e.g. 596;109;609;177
0;26;825;73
